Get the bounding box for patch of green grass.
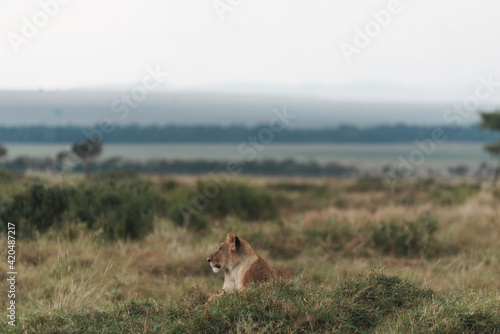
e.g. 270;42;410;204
0;168;22;182
429;183;480;206
372;216;439;258
377;293;500;333
7;271;500;334
346;177;387;192
492;188;500;200
304;217;354;253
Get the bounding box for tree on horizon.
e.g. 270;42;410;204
0;145;7;161
480;110;500;185
71;139;102;178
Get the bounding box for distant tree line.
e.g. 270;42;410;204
2;155;498;180
0;123;499;143
0;157;359;178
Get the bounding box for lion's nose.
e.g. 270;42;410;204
207;257;212;263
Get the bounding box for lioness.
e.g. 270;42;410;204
207;232;291;301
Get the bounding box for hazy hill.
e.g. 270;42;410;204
0;90;485;128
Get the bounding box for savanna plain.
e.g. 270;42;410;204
1;170;500;333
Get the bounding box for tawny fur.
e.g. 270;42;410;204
207;232;292;301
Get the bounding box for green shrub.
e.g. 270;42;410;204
492;188;500;200
69;180;162;240
162;186;210;231
347;177;387;192
97;187;156;240
66;185;101;228
304;217;353;253
0;168;21;182
0;184;68;237
0;179;167;240
169;203;208;231
195;180;279;221
161;179;180;191
430;183;480;205
372;216;439;257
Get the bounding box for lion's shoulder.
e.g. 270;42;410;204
238;248;292;287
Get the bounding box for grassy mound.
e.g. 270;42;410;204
10;271;498;334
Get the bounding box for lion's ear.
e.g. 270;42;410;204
226;232;241;251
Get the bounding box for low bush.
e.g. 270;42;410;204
0;180;164;240
69;180;162;240
372;216;439;257
347;177;386;192
0;168;21;182
195;180;279;221
0;184;69;237
161;179;180;191
169;203;209;231
96;186;156;240
429;183;480;205
304;217;354;253
492;188;500;200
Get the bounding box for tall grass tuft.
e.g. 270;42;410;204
372;216;439;257
51;238;113;311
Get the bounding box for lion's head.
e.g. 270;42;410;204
207;232;242;273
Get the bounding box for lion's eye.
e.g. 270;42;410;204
217;248;222;252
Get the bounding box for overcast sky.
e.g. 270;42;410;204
1;0;500;92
